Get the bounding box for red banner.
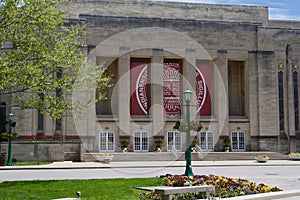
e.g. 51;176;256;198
164;62;181;116
196;64;211;116
130;61;211;116
130;62;148;115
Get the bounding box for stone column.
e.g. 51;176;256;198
215;50;229;150
257;51;278;151
150;48;164;136
184;49;197;121
118;46;131;136
248;51;259;151
286;44;295;139
86;48;96;152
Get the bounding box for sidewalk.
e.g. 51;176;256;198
1;160;300;199
1;159;300;170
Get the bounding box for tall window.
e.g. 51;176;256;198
0;102;6;134
55;68;62;133
99;131;115;152
228;61;245;116
134;131;149;152
278;71;285;131
167;131;181;151
38;94;44;132
293;71;299;131
96;59;118;115
199;132;214;151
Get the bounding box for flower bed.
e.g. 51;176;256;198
255;155;269;163
288;152;300;160
95;153;113;163
139;174;282;199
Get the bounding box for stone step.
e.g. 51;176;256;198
82;152;289;162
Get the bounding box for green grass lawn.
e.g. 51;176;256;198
0;178;163;200
13;161;51;166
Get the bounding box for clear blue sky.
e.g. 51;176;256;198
153;0;300;21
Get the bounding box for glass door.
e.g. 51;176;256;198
134;131;149;152
231;131;246;152
99;131;115;152
167;131;182;151
199;132;214;151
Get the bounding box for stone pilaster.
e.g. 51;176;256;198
257;51;278;145
184;48;197;121
286;44;295;138
150;48;164;136
118;46;131;136
216;50;229;138
248;51;259;150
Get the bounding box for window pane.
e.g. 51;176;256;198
142;132;148;151
207;132;214;150
134;132;141;151
107;132;114;151
99;132;105;151
238;132;245;150
167;132;174;151
294;71;299;131
231;132;238;150
175;132;181;150
278;71;285;131
200;132;206;149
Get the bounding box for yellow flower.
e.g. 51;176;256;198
256;155;269;159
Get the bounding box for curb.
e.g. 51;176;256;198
1;160;300;170
221;190;300;200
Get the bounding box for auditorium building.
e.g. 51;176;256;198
4;0;300;158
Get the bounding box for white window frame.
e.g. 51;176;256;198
167;131;182;152
199;131;214;151
231;131;246;152
133;131;149;152
99;131;115;152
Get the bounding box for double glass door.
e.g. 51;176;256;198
134;131;149;152
231;131;246;152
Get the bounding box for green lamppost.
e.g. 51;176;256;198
6;113;14;166
184;89;194;177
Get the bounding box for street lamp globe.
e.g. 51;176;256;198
9;113;14;121
184;89;192;103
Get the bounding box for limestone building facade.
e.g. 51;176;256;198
4;0;300;155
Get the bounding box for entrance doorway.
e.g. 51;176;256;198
231;131;246;152
99;131;115;152
133;131;149;152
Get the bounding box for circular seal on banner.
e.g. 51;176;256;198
196;68;207;113
136;65;148;115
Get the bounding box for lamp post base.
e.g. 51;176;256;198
184;167;194;177
184;150;194;177
6;137;13;166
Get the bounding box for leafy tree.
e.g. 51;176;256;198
0;0;111;120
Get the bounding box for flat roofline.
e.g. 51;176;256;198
145;0;268;9
74;0;268;9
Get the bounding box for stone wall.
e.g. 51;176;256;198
0;142;81;162
81;14;259;54
66;0;269;25
4;0;300;154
